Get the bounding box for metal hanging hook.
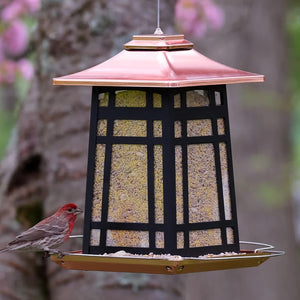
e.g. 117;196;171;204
154;0;164;34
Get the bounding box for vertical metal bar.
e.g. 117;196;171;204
147;91;155;251
181;91;190;249
83;87;100;254
99;90;115;253
221;85;240;251
209;87;227;247
162;90;177;253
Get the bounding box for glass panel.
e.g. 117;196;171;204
174;121;182;138
153;93;162;108
113;120;147;137
175;146;183;224
186;90;209;107
156;232;164;248
188;144;219;222
99;93;109;107
153;120;162;137
187;119;212;137
90;229;100;246
92;144;106;222
154;145;164;224
174;94;181;108
177;232;184;249
217;118;225;135
219;143;232;220
106;230;149;247
108;145;148;223
215;91;221;105
189;229;222;247
97;119;107;136
227;228;234;244
115;90;146;107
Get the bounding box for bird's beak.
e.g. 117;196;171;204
74;208;83;216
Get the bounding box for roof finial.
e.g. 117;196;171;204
154;0;164;35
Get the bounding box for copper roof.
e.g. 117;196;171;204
53;34;264;87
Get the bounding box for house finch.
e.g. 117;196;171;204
0;203;82;255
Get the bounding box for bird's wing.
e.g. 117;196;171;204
8;215;68;245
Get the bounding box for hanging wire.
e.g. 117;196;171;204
157;0;160;29
154;0;164;34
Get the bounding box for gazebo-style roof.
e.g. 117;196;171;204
53;34;264;88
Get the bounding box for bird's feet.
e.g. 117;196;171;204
57;251;66;259
45;249;66;259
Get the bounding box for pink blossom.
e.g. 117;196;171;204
1;1;24;22
1;0;41;21
191;21;207;37
0;1;39;85
0;60;17;84
3;20;28;56
175;0;225;38
202;0;224;30
17;58;34;79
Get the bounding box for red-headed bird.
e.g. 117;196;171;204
0;203;82;254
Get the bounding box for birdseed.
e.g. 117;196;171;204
91;90;231;250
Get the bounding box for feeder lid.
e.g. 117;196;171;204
53;34;264;88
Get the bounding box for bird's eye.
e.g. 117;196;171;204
67;208;73;212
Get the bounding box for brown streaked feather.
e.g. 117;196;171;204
9;214;68;245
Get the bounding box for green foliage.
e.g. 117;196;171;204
0;63;31;161
288;7;300;173
0;107;15;160
240;86;285;111
288;8;300;93
258;181;289;207
0;72;31;161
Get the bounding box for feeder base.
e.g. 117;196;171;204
50;242;284;275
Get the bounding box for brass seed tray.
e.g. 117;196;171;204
51;241;284;275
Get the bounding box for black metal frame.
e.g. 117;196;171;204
83;85;239;256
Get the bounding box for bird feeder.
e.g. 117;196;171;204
51;34;283;274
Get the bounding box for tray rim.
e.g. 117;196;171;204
50;241;284;274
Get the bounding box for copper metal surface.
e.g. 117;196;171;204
53;35;264;88
124;34;194;50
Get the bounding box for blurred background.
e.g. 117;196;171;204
0;0;299;299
